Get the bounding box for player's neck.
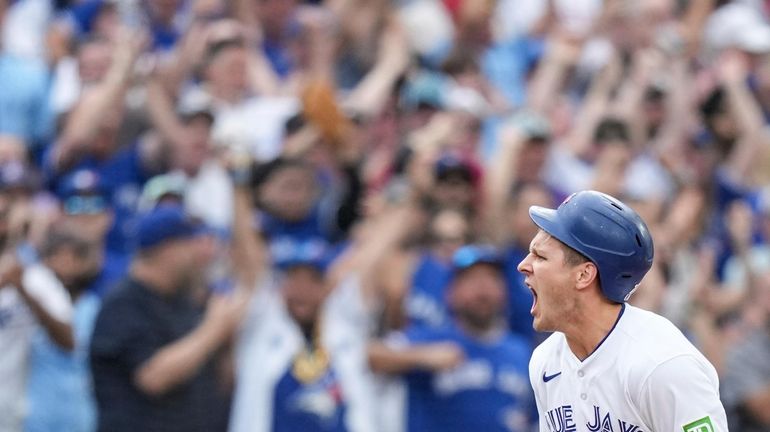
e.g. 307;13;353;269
563;302;624;361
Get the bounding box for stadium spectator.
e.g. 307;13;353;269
368;245;535;432
89;206;246;432
227;154;414;432
0;228;76;431
24;228;101;432
57;169;127;297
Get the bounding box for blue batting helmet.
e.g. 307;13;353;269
528;190;654;303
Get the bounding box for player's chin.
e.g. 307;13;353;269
532;315;544;331
532;317;554;333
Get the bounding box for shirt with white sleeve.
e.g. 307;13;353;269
529;304;728;432
0;263;73;432
229;273;378;432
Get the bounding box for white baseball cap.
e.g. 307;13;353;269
705;3;770;54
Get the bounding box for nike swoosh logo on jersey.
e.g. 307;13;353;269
543;371;562;382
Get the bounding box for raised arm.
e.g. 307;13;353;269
227;155;268;288
483;125;524;243
367;339;464;375
527;34;583;116
134;289;251;396
0;260;73;351
563;53;621;157
326;188;421;304
718;51;769;185
52;29;146;171
343;15;411;119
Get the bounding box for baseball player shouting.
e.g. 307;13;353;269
517;190;728;432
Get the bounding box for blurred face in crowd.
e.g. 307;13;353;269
191;230;217;269
204;43;249;103
449;263;506;331
77;39;112;86
507;183;553;248
145;0;181;25
61;200;113;245
429;209;470;261
433;170;474;212
258;0;298;39
518;231;588;332
47;242;102;291
516;138;548;182
281;266;328;329
91;3;120;41
260;164;316;222
643;89;667;135
151;237;201;290
595;139;633;195
0;135;27;164
174;115;212;175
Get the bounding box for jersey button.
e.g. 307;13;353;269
578;370;584;378
580;393;587;400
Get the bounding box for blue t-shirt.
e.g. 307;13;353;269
25;293;100;432
0;54;53;146
258;207;333;265
262;37;295;79
402;324;536;432
272;365;349;432
404;253;453;329
707;170;753;280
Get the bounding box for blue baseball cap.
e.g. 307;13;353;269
135;205;202;250
60;169;107;198
452;245;503;274
273;239;332;274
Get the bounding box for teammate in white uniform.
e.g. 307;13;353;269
517;190;728;432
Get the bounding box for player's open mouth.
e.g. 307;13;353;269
525;279;537;315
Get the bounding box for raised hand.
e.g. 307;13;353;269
716;49;749;85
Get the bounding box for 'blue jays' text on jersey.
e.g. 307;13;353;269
401;324;536;432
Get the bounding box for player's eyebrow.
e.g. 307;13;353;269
530;233;554;256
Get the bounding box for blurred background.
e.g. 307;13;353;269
0;0;769;431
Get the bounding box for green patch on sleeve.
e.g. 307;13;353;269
682;416;714;432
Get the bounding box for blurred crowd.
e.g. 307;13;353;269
1;0;770;431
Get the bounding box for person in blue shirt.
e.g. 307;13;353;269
57;169;129;297
368;245;536;432
24;228;102;432
252;157;362;266
378;207;470;331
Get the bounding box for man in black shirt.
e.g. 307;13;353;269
90;205;248;432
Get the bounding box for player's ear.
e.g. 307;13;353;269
575;262;598;291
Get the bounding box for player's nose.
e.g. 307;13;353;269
517;254;532;275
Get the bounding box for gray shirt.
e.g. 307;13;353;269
721;327;770;432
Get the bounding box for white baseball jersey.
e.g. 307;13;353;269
530;304;728;432
229;273;378;432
